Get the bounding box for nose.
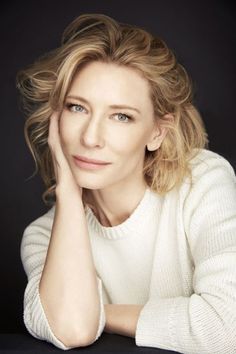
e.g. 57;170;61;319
80;116;105;148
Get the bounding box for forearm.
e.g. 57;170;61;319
39;190;100;346
104;304;143;338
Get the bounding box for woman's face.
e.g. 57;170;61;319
59;61;165;191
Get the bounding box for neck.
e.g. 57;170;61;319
83;181;148;227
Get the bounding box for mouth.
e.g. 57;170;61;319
73;155;111;170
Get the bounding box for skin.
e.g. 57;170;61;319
44;62;172;347
49;60;173;340
59;60;169;227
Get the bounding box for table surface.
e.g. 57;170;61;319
0;332;181;353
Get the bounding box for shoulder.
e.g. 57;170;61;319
189;148;235;176
180;149;236;262
174;148;236;208
189;149;235;177
185;148;236;189
23;205;56;235
20;205;56;275
179;148;236;212
21;205;56;256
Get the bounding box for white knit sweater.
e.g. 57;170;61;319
20;149;236;354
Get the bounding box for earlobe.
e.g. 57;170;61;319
146;133;165;152
146;113;173;152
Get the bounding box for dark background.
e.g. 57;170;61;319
0;0;235;333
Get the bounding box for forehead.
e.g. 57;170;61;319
69;61;152;107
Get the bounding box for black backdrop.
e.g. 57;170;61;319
0;0;235;333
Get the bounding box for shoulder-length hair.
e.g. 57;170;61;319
16;13;208;207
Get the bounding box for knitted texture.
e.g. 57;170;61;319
21;149;236;353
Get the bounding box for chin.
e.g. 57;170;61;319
77;177;107;190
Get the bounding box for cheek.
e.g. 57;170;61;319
110;130;147;157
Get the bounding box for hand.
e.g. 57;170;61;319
48;111;82;197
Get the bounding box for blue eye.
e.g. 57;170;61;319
65;102;133;123
114;113;132;123
66;103;86;113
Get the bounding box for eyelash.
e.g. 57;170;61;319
65;102;133;123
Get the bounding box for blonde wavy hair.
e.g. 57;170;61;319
16;13;208;207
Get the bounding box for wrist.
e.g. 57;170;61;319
104;304;143;337
55;184;83;205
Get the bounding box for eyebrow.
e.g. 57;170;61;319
66;95;141;114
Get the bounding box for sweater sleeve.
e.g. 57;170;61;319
135;154;236;354
20;207;106;350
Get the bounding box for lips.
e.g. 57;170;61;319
73;155;111;165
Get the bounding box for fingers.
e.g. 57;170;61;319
48;111;61;150
47;111;78;189
48;112;60;183
48;111;67;164
48;111;69;182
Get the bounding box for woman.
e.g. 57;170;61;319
17;13;236;353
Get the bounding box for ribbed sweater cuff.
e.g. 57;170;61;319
25;283;72;350
94;276;106;340
27;278;106;349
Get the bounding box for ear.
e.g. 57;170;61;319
146;113;174;152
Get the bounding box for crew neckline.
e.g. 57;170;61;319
85;187;153;239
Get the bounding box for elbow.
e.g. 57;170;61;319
54;309;100;347
51;317;97;348
23;288;99;349
24;310;93;349
59;328;96;348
